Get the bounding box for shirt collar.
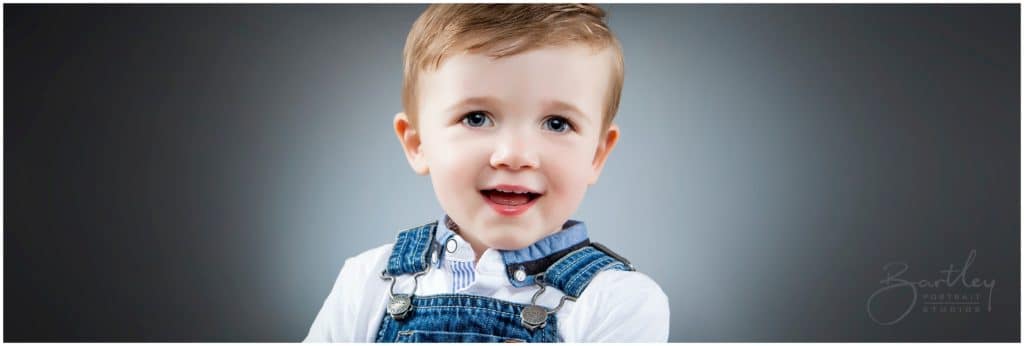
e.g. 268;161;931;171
432;214;590;286
432;216;474;265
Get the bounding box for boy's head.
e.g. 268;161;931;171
394;4;624;253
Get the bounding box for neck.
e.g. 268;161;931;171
445;217;487;262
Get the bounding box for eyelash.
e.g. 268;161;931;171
459;111;576;133
460;111;494;128
542;115;575;133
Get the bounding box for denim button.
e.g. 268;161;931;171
445;238;458;253
514;268;527;282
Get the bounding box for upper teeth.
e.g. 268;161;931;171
496;189;530;194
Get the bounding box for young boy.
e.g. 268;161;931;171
304;4;669;342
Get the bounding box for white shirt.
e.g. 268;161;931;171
303;220;670;342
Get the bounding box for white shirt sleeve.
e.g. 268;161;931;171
303;244;393;342
559;270;671;342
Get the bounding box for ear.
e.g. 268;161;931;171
589;123;620;185
394;112;429;175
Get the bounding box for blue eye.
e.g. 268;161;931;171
543;116;574;133
461;111;493;128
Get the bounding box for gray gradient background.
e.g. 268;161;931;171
5;4;1019;342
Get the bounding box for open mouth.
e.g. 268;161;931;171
480;189;543;207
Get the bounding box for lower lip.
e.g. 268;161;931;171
482;193;539;217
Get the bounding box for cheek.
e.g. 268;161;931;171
544;144;596;202
424;136;488;203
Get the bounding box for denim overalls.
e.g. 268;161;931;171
374;220;635;342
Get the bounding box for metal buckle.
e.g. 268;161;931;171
380;263;431;321
520;274;576;331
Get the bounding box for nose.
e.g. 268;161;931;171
489;133;540;171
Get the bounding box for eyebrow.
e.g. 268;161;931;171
444;96;505;114
445;96;592;125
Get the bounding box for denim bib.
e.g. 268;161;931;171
374;221;635;343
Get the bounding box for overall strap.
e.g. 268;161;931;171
541;242;635;298
384;221;438;276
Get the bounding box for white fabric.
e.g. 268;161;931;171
303;231;671;342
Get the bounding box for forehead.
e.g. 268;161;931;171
418;44;614;120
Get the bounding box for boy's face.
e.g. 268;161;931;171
395;44;619;251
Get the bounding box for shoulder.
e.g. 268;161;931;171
585;269;668;302
340;218;438;278
344;243;394;273
326;242;396;304
562;269;671;342
338;242;397;296
583;270;670;316
334;242;395;291
303;243;395;342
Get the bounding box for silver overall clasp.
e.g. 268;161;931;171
380;268;429;321
520;274;576;331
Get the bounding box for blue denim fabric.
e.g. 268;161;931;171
375;221;634;342
384;222;438;276
543;247;632;298
376;294;561;342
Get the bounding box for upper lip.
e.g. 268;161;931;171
481;184;543;195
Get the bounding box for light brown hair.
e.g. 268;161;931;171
402;4;625;133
